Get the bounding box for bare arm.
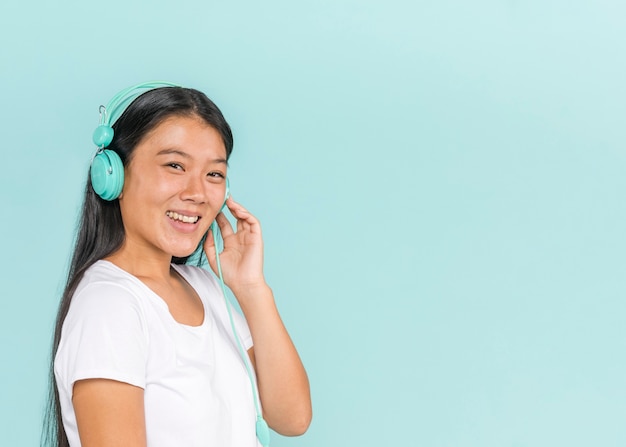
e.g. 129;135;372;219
73;379;146;447
238;284;312;436
205;197;312;436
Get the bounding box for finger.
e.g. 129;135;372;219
235;214;259;237
214;212;235;238
204;227;215;250
203;228;219;274
226;199;261;232
225;197;252;217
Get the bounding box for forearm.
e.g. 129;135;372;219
232;283;312;436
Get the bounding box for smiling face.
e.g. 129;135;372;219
116;114;228;262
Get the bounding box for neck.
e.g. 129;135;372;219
105;240;174;282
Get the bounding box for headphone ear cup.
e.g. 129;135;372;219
91;149;124;201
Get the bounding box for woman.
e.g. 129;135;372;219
44;82;312;447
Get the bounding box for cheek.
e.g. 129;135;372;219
139;172;181;201
213;182;229;204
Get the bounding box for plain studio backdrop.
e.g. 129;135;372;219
1;1;625;446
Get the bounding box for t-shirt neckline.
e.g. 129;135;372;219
95;259;208;330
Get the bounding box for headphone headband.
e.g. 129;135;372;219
101;81;181;127
93;81;181;148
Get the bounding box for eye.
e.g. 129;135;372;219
166;162;184;170
207;171;225;179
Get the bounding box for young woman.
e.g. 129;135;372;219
44;82;312;447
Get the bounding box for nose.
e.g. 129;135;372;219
180;174;208;203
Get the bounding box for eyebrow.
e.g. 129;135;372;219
156;148;227;164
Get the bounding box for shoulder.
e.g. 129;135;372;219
78;260;142;289
67;261;148;326
55;262;150;397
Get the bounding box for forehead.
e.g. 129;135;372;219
134;115;227;159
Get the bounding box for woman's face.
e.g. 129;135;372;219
118;114;228;260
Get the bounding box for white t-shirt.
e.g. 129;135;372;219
54;260;261;447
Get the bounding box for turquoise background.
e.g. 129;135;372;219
1;1;625;445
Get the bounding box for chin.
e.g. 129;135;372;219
171;246;202;259
165;239;204;260
160;230;207;259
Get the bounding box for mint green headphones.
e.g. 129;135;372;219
90;81;180;200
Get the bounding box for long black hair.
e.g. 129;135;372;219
42;86;234;447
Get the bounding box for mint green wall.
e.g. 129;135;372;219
1;1;625;446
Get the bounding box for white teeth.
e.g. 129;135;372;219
166;211;199;224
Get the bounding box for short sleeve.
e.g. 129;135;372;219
54;282;148;399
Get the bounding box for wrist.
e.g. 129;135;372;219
230;281;272;300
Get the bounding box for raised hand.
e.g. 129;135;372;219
204;198;312;436
203;197;266;292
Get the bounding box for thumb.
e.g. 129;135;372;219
203;227;218;274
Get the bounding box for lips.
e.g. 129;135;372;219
165;211;200;224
